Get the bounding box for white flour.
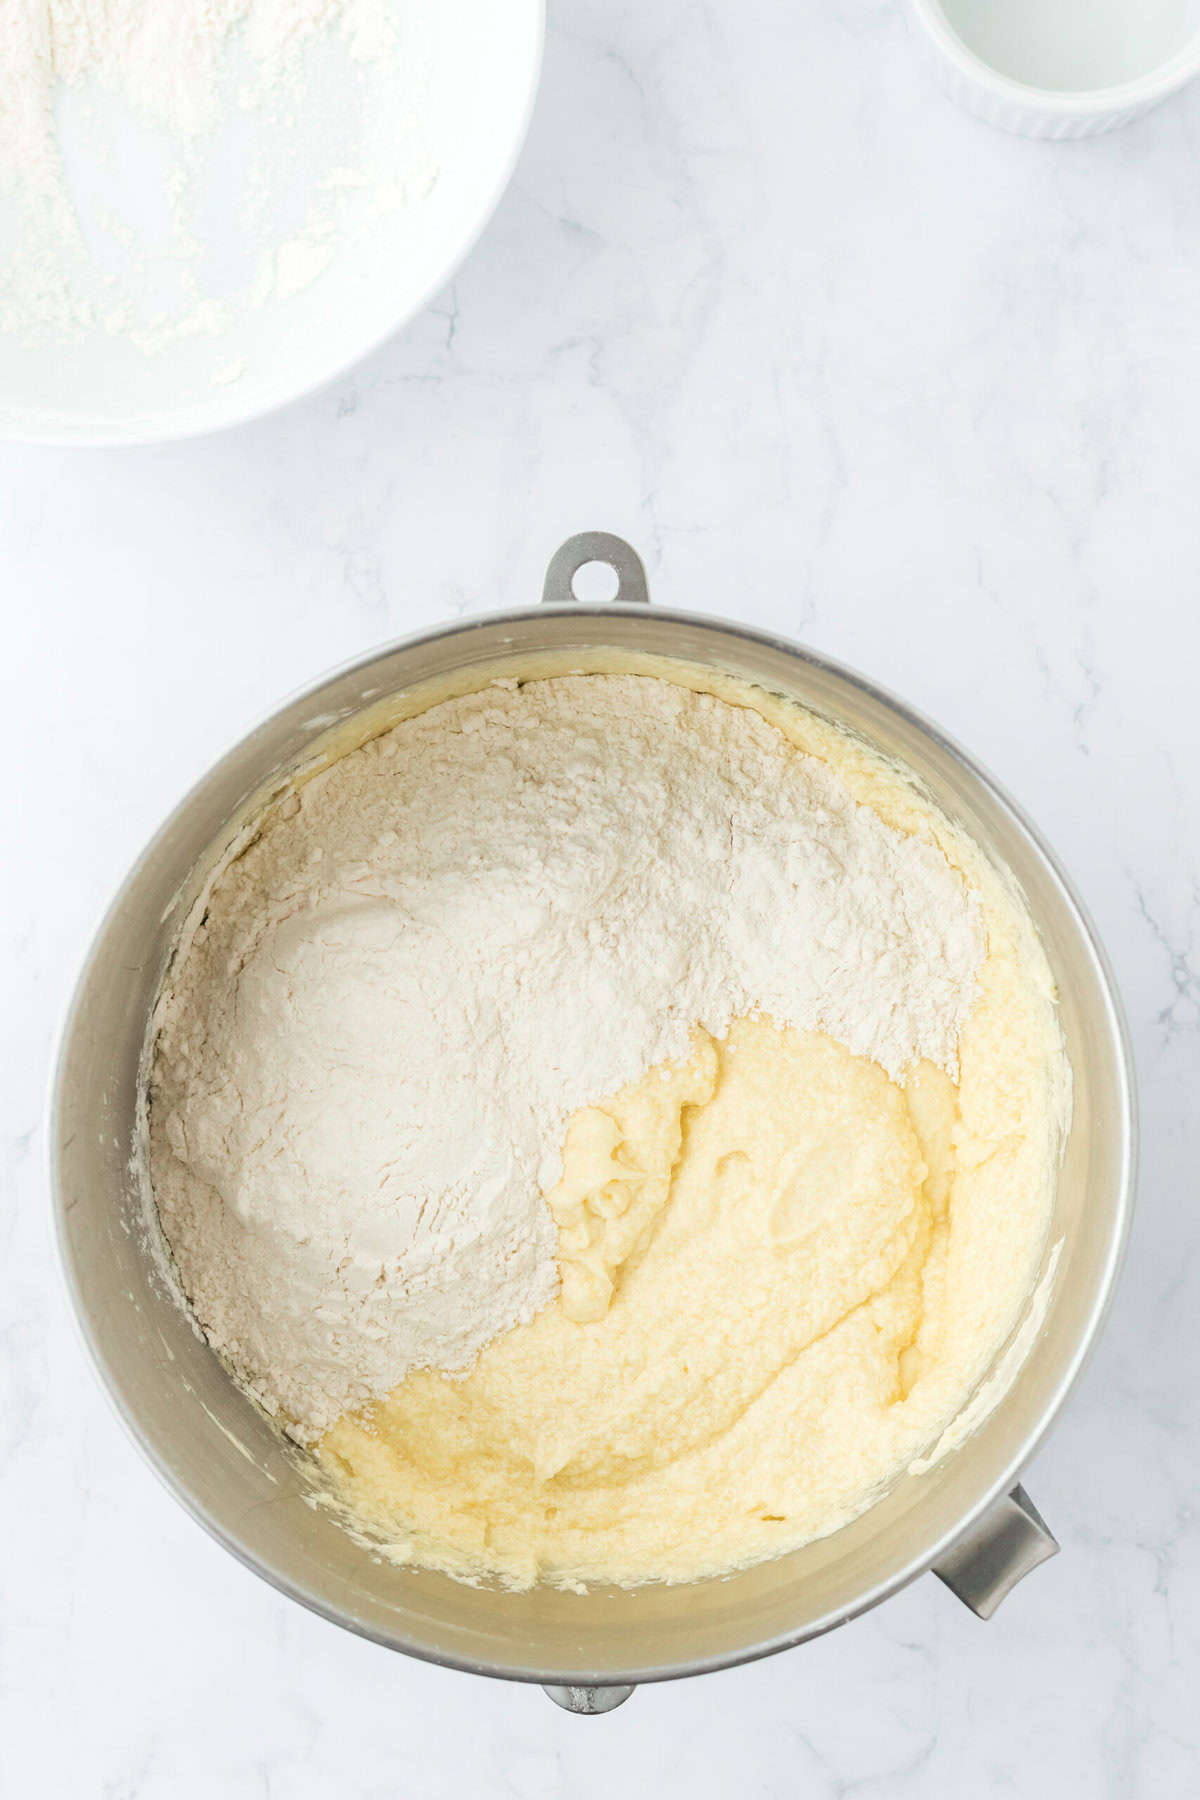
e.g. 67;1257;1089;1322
0;1;394;189
146;675;986;1439
0;0;424;354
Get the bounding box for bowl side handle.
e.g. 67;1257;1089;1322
541;533;650;608
932;1484;1059;1619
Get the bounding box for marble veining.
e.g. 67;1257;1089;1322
2;0;1198;1793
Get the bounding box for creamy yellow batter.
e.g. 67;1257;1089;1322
317;683;1066;1589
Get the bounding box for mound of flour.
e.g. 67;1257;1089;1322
0;0;412;351
146;675;985;1438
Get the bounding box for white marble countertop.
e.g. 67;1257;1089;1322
2;1;1198;1793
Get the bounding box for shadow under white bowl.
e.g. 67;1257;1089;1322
909;0;1200;136
0;0;543;447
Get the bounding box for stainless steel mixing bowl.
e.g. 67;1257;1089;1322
52;532;1135;1711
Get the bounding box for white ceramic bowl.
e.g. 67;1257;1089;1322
0;0;543;446
908;0;1200;136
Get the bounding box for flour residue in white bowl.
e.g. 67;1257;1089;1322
0;0;542;441
0;0;430;357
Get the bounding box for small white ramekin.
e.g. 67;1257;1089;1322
907;0;1200;138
